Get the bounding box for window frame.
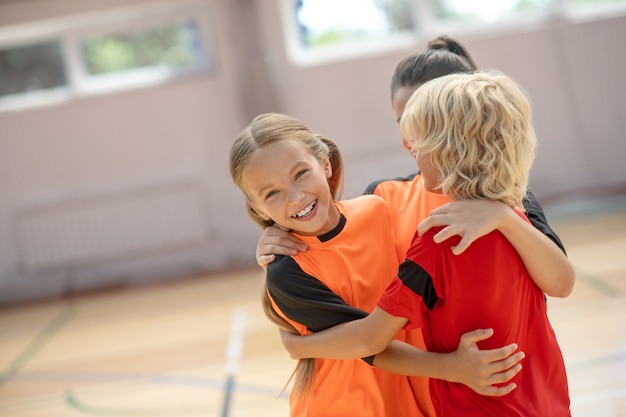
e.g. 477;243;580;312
0;0;215;113
279;0;421;67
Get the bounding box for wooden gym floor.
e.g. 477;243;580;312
1;195;625;417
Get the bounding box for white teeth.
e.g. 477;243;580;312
293;201;315;218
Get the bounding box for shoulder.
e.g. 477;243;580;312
266;255;334;294
407;226;452;257
266;255;309;290
363;172;420;195
336;193;390;214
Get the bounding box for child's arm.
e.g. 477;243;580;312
282;306;406;359
256;225;308;268
281;308;523;396
373;329;523;396
417;200;575;297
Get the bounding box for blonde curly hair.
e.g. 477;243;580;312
400;71;536;208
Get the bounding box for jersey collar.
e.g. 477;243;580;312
317;213;346;242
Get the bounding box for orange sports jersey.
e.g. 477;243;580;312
364;173;448;415
266;195;431;417
365;173;451;256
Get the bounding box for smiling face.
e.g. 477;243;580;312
242;140;340;236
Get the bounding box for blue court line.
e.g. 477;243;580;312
0;304;75;387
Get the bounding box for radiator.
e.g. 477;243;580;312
14;182;209;273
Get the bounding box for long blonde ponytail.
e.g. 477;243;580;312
261;286;316;401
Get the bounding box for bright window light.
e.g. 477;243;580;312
434;0;553;23
297;0;393;45
285;0;416;66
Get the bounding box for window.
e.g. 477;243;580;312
568;0;626;18
296;0;415;47
283;0;417;66
0;2;213;112
0;39;71;109
79;18;208;93
0;40;67;96
433;0;552;24
282;0;626;66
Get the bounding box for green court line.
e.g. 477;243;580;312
0;304;76;387
574;266;621;298
66;390;215;416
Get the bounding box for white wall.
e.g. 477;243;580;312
0;0;625;303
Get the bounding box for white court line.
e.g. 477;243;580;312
220;307;247;417
571;387;626;406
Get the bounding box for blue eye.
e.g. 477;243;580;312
265;190;278;200
295;169;308;179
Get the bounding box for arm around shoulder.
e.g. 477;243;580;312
280;307;406;360
499;208;575;297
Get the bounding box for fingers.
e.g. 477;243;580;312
273;234;308;253
433;225;460;244
256;234;308;267
489;362;523;385
417;216;436;236
257;254;275;269
485;349;525;388
266;225;292;236
472;357;523;397
418;216;456;238
478;382;518;397
262;243;299;257
264;226;307;251
427;203;452;216
450;235;471;254
486;342;520;361
494;350;525;371
460;328;494;347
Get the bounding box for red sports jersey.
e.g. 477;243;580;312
378;209;571;416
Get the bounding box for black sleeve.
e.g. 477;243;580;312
522;189;566;255
362;172;419;195
266;255;369;331
363;179;384;195
267;256;376;364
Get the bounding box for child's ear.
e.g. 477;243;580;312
322;158;332;178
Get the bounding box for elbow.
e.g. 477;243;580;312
546;268;576;298
289;352;302;360
355;336;388;358
280;330;305;359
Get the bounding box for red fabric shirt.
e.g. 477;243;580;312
378;209;571;417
